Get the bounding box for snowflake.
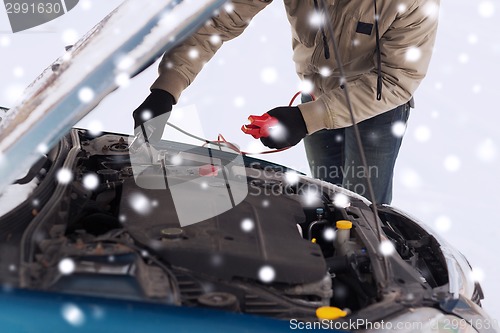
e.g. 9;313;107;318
391;121;407;138
78;87;95;103
397;4;407;13
0;36;11;47
323;228;336;241
129;193;153;215
262;199;270;208
115;73;130;87
224;2;234;13
470;268;485;283
61;303;85;327
478;1;495;18
188;48;200;59
8;264;16;272
87;120;103;136
285;171;300;185
139;109;153;122
209;34;221;45
268;123;286;141
82;173;99;190
434;215;452;232
405;47;422;62
399;168;421;189
119;214;127;223
467;34;478;45
423;2;439;19
57;168;73;184
241;218;255;232
333;193;350;208
299;79;314;94
58;258;76;275
117;56;135;70
258;265;276;283
13;66;24;78
80;0;92;10
443;155;461;172
3;84;24;105
472;84;482;94
434;82;443;90
233;96;245;108
37;143;49;154
319;67;332;77
170;155;183;166
458;53;469;64
200;182;208;190
476;139;496;162
62;29;79;45
260;67;278;84
309;11;325;28
414;125;431;142
379;240;395;256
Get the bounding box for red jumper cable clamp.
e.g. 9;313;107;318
241;113;279;139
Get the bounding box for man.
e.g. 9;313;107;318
133;0;439;204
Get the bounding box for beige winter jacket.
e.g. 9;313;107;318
151;0;439;133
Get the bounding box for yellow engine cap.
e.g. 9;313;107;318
336;220;352;230
316;306;347;320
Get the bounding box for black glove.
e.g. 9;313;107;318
260;106;308;149
132;89;174;143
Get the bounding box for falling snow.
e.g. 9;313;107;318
115;73;130;87
478;1;495;18
129;193;154;215
37;143;50;154
443;155;461;172
62;303;85;327
298;79;314;94
323;228;335;241
285;171;300;185
233;96;245;108
87;120;103;136
241;218;255;232
62;29;79;45
476;139;497;162
319;67;332;77
414;125;431;142
188;48;200;59
0;36;10;47
391;121;407;138
470;268;485;283
58;258;76;275
379;240;395;256
333;193;350;208
260;67;278;84
399;168;421;189
434;215;452;233
57;168;73;184
82;173;99;190
406;47;422;62
258;265;276;283
80;0;92;10
78;87;95;103
209;34;222;45
309;11;324;28
458;53;469;64
12;67;24;78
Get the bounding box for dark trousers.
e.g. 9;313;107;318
303;101;410;204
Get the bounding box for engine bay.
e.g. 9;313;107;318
15;130;450;321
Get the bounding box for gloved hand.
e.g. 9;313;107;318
260;106;308;149
132;89;174;143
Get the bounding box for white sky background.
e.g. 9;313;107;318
1;0;499;322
